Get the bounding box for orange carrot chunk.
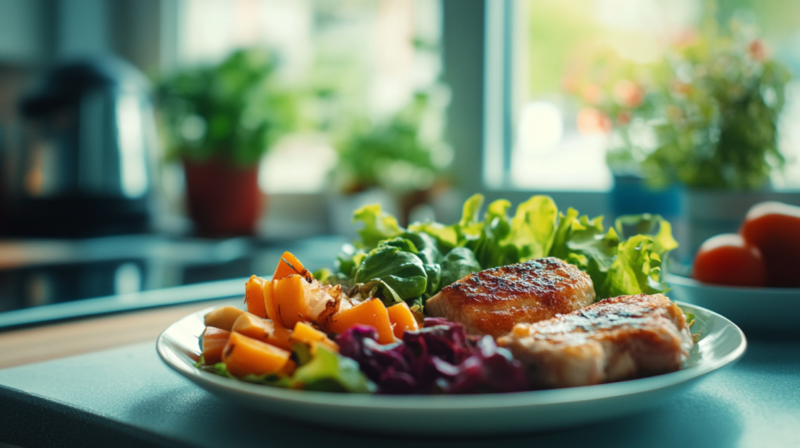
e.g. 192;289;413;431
273;274;309;329
387;302;419;339
273;251;308;281
264;279;281;323
231;312;273;343
267;325;294;351
292;321;339;353
201;327;231;365
245;275;268;318
328;298;396;345
222;332;290;377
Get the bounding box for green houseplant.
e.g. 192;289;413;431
575;20;791;191
156;48;300;236
569;15;792;254
331;87;453;226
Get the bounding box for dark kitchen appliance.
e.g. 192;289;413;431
8;57;156;237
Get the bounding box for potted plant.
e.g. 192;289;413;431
566;48;683;218
329;87;453;232
156;49;299;237
571;18;791;254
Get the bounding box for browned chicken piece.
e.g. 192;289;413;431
425;257;595;337
497;294;693;389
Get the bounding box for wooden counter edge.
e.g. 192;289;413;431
0;300;231;370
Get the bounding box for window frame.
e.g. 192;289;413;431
441;0;610;217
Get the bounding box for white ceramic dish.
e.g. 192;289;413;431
667;274;800;333
157;301;746;435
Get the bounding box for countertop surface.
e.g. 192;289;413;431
1;332;799;447
0;235;798;447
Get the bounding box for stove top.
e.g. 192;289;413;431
0;234;347;329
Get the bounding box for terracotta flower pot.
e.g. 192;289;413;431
183;159;264;237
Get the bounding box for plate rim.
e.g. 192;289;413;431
157;300;747;410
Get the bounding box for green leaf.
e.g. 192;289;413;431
293;342;314;366
602;235;670;298
399;232;441;264
439;247;482;289
293;346;375;393
506;195;558;261
407;221;459;252
335;245;367;278
550;208;580;261
615;214;678;254
399;232;443;298
408;194;485;252
380;237;419;254
354;244;428;303
352;204;403;250
312;268;333;282
467;199;520;268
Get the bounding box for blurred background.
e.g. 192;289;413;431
0;0;799;325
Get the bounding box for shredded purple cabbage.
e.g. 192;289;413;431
335;320;529;395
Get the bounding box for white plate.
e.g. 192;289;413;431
157;301;746;435
667;274;800;333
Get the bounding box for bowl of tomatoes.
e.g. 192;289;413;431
667;201;800;333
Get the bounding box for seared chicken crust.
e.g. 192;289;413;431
497;294;693;389
426;257;595;337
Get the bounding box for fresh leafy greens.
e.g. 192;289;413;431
354;240;428;303
198;344;375;393
330;194;678;307
292;346;375;393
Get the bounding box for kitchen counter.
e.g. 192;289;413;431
0;234;347;329
0;303;799;447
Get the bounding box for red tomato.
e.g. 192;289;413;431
740;201;800;288
692;234;767;287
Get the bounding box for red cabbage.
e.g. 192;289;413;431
335;321;529;395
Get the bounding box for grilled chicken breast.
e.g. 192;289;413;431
497;294;693;389
426;257;595;337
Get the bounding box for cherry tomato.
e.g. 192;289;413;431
740;201;800;288
692;233;767;287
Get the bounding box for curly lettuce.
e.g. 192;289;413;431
334;194;677;306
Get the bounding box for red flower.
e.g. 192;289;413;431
616;111;632;126
747;39;767;62
582;84;603;105
613;80;644;108
577;108;612;135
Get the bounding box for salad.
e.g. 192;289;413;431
196;194;679;394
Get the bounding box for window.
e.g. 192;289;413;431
171;0;443;193
486;0;800;192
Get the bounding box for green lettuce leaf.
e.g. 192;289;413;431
354;242;428;303
407;221;458;253
201;362;294;388
408;193;485;251
293;346;376;393
550;210;620;298
601;235;670;299
440;247;482;287
615;214;679;255
468;199;519;268
352;204;403;249
399;232;443;298
507;195;558;261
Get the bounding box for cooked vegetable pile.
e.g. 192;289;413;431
196;194;678;394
